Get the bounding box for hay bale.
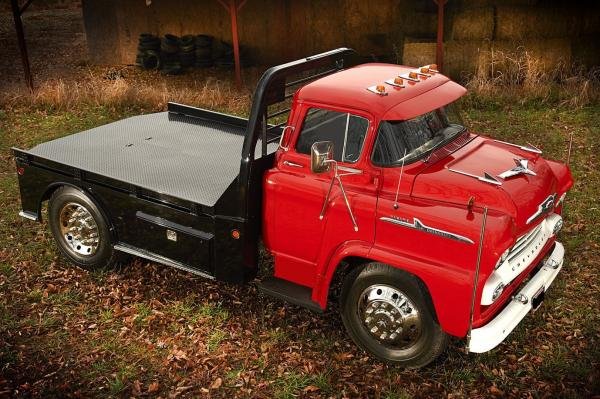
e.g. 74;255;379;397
402;41;436;68
401;12;437;39
491;39;571;71
402;40;492;79
445;41;492;79
450;7;494;41
496;6;574;40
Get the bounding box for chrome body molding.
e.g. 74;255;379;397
493;139;542;154
447;168;502;186
380;216;474;244
526;193;556;224
498;158;537;179
114;243;215;280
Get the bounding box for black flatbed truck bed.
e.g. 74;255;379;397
12;48;358;284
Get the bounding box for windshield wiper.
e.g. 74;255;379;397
424;127;466;163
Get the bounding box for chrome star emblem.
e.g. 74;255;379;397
498;158;537;179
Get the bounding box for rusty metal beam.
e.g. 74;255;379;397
10;0;34;91
434;0;447;73
218;0;246;88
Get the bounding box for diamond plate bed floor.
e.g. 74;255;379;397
26;111;264;207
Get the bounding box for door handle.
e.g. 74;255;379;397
283;160;304;168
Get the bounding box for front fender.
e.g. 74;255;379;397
311;240;372;308
312;239;474;338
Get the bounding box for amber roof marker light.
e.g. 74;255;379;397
385;76;405;88
367;84;389;96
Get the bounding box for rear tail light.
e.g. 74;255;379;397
17;166;25;175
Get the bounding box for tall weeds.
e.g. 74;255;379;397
465;47;600;107
1;68;253;115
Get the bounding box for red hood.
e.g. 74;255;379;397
412;136;559;229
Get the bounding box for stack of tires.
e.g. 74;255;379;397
135;32;249;73
179;35;196;68
194;35;213;68
161;34;182;75
136;34;161;70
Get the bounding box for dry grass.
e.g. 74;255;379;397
466;47;600;107
0;66;255;116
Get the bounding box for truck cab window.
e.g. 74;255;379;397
372;104;465;166
295;108;369;163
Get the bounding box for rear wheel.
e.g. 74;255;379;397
48;186;120;271
340;263;449;368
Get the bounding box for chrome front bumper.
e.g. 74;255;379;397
468;241;564;353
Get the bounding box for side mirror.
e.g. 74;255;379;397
311;141;333;173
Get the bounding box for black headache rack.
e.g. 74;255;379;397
232;47;359;276
12;48;358;283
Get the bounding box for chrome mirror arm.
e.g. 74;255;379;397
319;159;359;232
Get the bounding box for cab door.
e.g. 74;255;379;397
263;103;379;288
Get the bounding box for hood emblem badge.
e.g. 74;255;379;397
526;193;556;224
498;158;537;179
380;216;474;244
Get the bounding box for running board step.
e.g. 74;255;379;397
257;277;323;313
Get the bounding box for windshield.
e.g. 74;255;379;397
372;103;465;166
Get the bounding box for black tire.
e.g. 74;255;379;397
48;186;121;271
141;50;161;70
340;263;449;368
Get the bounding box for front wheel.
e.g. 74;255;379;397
340;263;449;368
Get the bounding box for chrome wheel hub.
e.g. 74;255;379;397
358;285;422;348
59;202;99;256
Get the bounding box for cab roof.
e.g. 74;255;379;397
296;63;467;120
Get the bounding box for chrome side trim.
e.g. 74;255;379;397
493;139;543;154
448;168;502;186
380;216;474;244
337;165;362;174
19;211;38;221
114;243;215;280
283;160;304;168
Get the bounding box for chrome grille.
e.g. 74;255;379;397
507;223;544;264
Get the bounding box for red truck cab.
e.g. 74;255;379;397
263;62;573;366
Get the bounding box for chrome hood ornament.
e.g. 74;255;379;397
498;158;537;179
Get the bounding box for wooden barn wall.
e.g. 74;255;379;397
82;0;407;67
82;0;600;78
